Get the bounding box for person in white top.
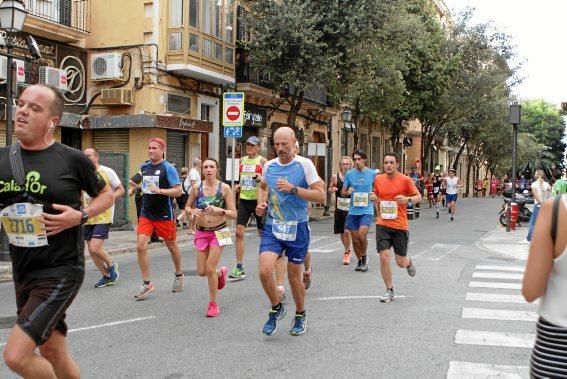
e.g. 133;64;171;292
524;170;551;243
443;168;462;222
522;194;567;378
186;157;202;234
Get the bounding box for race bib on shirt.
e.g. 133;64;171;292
337;197;350;211
380;201;398;220
353;192;369;207
214;227;233;246
242;164;256;173
1;203;48;247
272;220;298;241
241;175;257;191
142;176;160;194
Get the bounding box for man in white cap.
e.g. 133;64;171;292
230;136;267;280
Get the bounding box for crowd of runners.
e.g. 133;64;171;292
0;83;485;377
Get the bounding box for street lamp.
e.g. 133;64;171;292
0;0;28;146
507;102;521;233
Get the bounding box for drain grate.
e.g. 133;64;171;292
0;316;17;329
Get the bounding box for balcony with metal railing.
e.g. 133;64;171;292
22;0;90;43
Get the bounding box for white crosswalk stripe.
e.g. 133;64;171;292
447;263;535;378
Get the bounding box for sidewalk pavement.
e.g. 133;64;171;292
0;211;334;281
479;225;529;261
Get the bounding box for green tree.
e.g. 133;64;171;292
519;99;566;169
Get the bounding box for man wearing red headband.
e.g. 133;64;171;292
130;137;184;300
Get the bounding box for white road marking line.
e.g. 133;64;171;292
473;272;524;280
68;316;156;333
447;361;530;379
0;316;156;347
469;281;522;290
310;241;343;253
312;295;408;301
462;308;538;322
466;292;531;304
412;243;460;260
455;330;535;348
476;265;525;272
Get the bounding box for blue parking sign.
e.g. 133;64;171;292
224;126;242;138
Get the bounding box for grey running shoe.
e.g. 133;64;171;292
379;289;394;303
355;261;363;271
134;282;155;300
360;259;368;272
172;273;184;292
407;259;416;277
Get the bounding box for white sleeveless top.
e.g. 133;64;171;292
538;196;567;327
446;177;459;195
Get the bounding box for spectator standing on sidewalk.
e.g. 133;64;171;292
185;158;236;317
521;170;551;244
131;138;184;300
552;172;567;195
523;194;567;378
1;84;114;379
83;148;125;288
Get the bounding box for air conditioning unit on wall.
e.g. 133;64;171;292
0;56;26;82
39;67;68;91
90;52;123;81
101;88;132;106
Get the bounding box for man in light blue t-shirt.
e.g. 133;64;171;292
341;149;377;272
256;127;325;337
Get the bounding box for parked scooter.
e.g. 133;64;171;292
498;190;534;226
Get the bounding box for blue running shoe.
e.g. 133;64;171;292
95;276;112;288
262;304;287;336
107;262;119;283
290;314;307;336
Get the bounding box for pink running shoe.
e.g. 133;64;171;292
206;301;219;317
217;266;227;290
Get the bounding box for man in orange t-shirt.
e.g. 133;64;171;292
373;153;422;303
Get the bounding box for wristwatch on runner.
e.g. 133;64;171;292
291;186;298;195
79;210;89;225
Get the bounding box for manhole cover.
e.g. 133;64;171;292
0;316;17;329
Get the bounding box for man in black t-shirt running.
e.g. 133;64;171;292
1;85;113;378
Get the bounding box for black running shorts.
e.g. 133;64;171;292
334;209;349;234
376;225;409;256
236;199;264;229
15;276;83;345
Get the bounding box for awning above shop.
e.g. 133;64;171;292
60;113;213;133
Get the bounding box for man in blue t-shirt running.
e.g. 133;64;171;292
256;127;325;336
342;149;377;272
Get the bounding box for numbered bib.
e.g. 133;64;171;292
242;164;257;173
353;192;369;207
214;227;233;246
1;203;48;247
272;220;298;241
380;201;398;220
337;197;350;212
433;187;439;194
141;176;160;194
241;175;257;191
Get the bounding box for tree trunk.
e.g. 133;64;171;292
452;140;468;171
465;157;473;197
286;90;304;144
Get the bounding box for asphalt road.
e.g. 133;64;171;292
0;197;535;378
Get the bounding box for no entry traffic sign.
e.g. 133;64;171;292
226;105;240;121
223;92;245;127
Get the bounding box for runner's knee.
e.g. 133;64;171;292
379;250;390;263
235;226;245;238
